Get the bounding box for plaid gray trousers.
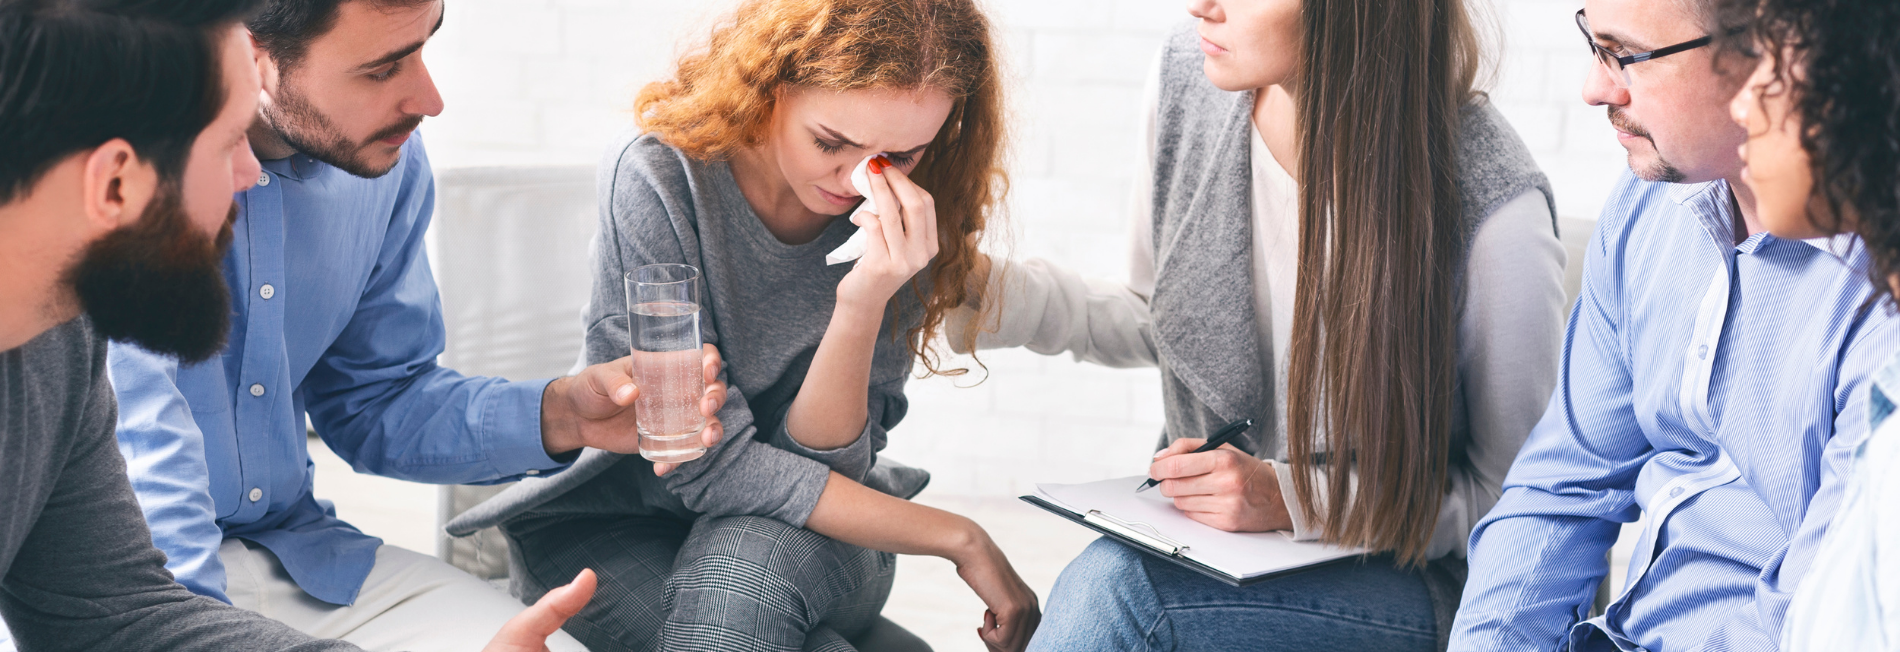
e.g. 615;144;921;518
504;514;895;652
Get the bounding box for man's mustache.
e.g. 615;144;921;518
1608;106;1655;143
367;115;425;144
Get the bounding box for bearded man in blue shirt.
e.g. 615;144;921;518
88;1;724;650
1448;0;1900;650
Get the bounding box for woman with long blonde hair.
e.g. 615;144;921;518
446;1;1037;649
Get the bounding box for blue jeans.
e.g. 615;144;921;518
1028;538;1438;652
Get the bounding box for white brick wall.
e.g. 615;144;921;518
420;0;1620;498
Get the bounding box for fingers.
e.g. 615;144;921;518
1151;437;1204;461
703;384;726;414
976;606;1037;652
652;461;676;476
700;343;723;384
698;418;725;450
977;609;1010;652
1148;446;1231;482
702;381;727;417
1180;506;1245;532
581;356;639;407
865;162;909;270
1157;468;1243;498
879;165;938;264
486;569;596;650
1171;493;1243;514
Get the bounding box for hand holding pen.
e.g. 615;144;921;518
1137;419;1253;493
1144;418;1297;533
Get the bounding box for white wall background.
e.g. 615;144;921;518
419;0;1620;498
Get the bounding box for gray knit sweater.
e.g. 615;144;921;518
448;134;929;538
0;319;352;652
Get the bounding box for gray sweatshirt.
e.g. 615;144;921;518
0;318;353;652
448;133;928;537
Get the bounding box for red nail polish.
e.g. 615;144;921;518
869;157;886;174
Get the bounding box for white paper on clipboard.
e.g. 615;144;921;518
1034;476;1363;581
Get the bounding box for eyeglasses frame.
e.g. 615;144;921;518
1575;8;1717;87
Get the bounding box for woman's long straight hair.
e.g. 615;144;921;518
1283;0;1481;566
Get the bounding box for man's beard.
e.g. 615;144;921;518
64;185;236;364
1609;106;1687;184
264;76;422;179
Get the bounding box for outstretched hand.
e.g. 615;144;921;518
538;344;728;473
481;569;596;652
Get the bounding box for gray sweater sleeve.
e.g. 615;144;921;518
754;384;893;484
0;326;354;652
583;140;833;526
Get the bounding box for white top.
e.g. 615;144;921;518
955;59;1568;559
1781;415;1900;650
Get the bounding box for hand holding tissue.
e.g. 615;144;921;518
824;153;892;265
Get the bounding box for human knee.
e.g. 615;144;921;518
1049;538;1150;603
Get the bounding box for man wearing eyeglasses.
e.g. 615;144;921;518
1447;1;1900;651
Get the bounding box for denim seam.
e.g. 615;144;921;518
1164;602;1437;637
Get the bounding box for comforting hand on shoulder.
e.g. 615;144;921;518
835;161;939;316
1149;438;1295;533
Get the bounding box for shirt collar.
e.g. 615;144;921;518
1668;177;1845;258
257;152;326;182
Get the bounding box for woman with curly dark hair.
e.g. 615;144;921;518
1719;0;1900;647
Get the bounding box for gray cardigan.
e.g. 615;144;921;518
448;134;928;539
952;26;1560;648
0;319;353;652
1145;27;1555;646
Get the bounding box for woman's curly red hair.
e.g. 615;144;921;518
635;0;1007;376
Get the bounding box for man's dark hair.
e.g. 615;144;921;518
1717;0;1900;304
248;0;431;72
0;0;262;205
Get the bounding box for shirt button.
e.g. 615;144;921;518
248;487;263;502
1697;344;1709;360
260;283;276;300
257;172;271;187
249;383;265;397
1670;487;1685;498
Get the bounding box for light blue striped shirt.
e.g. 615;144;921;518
1780;352;1900;650
1449;171;1900;652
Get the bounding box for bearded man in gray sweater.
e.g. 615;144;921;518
0;1;591;649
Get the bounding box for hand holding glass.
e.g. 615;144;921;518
626;264;707;463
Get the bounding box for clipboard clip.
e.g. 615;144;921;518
1084;510;1192;556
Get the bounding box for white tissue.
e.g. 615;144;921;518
825;154;884;265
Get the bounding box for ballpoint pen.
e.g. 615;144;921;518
1135;418;1255;494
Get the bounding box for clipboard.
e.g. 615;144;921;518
1022;477;1364;587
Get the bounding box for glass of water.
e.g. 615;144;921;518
625;263;707;463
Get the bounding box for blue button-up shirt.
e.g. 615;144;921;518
106;137;569;606
1448;172;1900;652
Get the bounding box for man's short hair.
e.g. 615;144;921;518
0;0;262;205
247;0;432;72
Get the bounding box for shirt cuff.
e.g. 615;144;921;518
476;377;572;480
669;438;835;528
1269;459;1323;541
767;413;879;483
